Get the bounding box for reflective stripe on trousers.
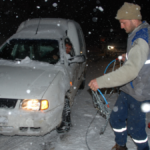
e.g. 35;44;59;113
112;127;127;133
132;137;148;144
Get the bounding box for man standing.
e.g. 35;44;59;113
89;2;150;150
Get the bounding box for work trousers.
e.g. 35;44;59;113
110;91;149;150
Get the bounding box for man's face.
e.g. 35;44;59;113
66;44;72;54
119;19;136;33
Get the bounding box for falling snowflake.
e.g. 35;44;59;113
141;103;150;113
118;56;122;60
26;90;31;94
98;6;104;12
113;106;118;112
36;6;40;9
53;3;58;7
92;17;98;22
110;29;113;32
17;61;21;64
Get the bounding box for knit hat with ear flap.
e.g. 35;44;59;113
115;2;142;20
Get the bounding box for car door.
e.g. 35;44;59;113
65;45;79;92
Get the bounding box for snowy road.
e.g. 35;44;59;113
0;57;149;150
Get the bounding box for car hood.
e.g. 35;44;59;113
0;59;66;99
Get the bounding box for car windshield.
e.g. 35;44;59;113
0;39;60;64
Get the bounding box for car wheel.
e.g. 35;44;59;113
56;97;71;133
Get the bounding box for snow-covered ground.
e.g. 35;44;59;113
0;57;149;150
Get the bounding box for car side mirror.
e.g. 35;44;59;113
68;55;85;64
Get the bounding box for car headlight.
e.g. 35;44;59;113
107;46;114;50
40;100;49;110
21;99;49;111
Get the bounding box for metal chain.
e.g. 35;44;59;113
56;98;71;133
92;91;111;134
93;59;121;134
63;98;71;130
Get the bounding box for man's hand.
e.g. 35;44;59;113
118;53;126;62
88;79;99;91
121;53;126;62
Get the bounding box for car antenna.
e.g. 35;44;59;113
35;17;41;35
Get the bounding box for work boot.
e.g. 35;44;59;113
112;143;128;150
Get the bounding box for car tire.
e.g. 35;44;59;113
56;97;71;133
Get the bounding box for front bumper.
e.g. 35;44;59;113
0;105;63;136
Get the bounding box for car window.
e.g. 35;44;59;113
0;39;59;64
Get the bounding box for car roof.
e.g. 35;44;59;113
9;18;75;40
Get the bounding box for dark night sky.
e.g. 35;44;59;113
0;0;150;46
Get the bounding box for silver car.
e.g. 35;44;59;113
0;18;86;135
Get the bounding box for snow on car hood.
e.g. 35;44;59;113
0;57;67;99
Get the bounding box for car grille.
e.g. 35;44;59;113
0;98;18;109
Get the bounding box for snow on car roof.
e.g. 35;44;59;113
9;25;66;39
17;18;68;32
9;18;70;40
